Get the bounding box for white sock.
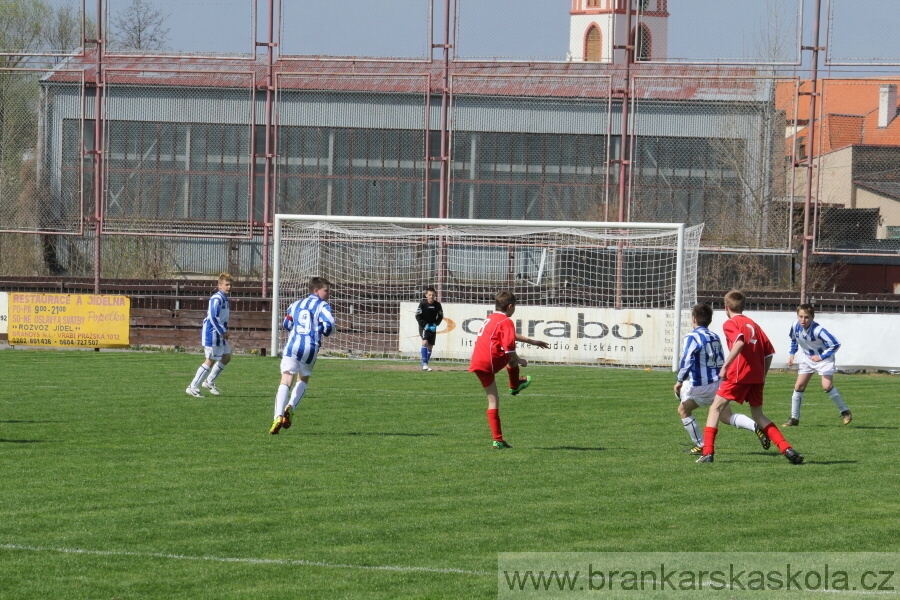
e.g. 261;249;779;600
274;384;290;418
190;364;210;389
681;416;703;446
791;390;804;420
827;387;848;413
207;362;225;383
729;413;756;432
289;381;308;410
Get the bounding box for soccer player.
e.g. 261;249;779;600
675;303;770;455
186;272;232;397
697;290;804;464
784;304;852;426
415;286;443;371
269;277;335;435
468;291;550;449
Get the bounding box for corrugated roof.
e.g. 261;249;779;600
41;52;767;102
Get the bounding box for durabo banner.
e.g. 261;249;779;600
7;293;130;349
399;302;684;367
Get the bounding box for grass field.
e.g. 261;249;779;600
1;349;898;599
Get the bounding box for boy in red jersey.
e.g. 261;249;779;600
468;291;549;449
697;290;804;464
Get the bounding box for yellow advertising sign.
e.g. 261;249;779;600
7;293;130;349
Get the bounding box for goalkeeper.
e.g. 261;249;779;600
415;286;444;371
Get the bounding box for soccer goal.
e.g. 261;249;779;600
272;216;703;369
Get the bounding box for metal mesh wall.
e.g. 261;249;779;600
102;70;255;236
641;0;802;65
448;75;612;221
826;0;900;66
279;0;431;59
631;76;794;251
0;70;84;234
274;73;429;219
812;79;900;255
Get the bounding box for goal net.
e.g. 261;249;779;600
272;216;703;369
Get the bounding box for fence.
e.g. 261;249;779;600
1;0;900;298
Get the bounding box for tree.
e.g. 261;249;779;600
0;0;51;67
109;0;170;52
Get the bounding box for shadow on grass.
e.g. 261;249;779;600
844;425;898;430
0;439;45;444
303;431;439;438
534;446;606;452
0;420;55;424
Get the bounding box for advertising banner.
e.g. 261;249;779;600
400;302;686;367
7;293;130;349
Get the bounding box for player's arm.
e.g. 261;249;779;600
787;325;798;366
415;301;425;327
318;304;336;337
507;350;525;368
435;302;444;326
817;326;840;361
675;337;696;396
719;337;744;380
208;297;227;336
514;333;550;349
764;353;774;378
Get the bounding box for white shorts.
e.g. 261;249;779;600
280;354;317;378
204;342;231;361
797;354;836;377
680;380;720;407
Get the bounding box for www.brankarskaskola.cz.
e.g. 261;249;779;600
502;563;896;592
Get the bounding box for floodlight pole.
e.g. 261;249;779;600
258;0;276;299
799;0;823;304
91;0;105;294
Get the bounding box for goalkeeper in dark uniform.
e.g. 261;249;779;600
415;286;443;371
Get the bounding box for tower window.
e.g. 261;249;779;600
585;25;602;62
634;24;651;60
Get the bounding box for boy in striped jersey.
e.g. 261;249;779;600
675;304;770;455
186;272;232;397
784;304;852;426
269;277;335;434
697;290;803;464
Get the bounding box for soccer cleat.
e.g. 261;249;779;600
269;416;284;435
422;364;432;371
202;380;220;396
783;418;799;427
841;410;853;425
695;453;714;463
185;386;202;398
784;448;805;464
754;424;771;450
281;405;294;430
493;440;513;450
685;445;703;455
510;375;532;396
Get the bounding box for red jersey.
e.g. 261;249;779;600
468;311;517;374
722;313;775;384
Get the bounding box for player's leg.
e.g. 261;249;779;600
719;403;771;451
677;398;704;451
750;388;804;464
420;330;432;370
821;372;851;424
186;352;215;396
477;371;510;448
698;394;730;461
507;361;531;395
786;372;812;426
204;345;231;395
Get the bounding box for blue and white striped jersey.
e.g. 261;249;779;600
676;326;725;385
282;294;336;364
201;290;230;347
789;319;840;359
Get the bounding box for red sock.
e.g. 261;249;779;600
763;423;791;453
702;427;718;456
506;365;521;389
487;408;503;441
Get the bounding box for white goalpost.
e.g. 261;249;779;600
272;216;703;370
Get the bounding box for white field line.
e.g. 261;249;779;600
0;543;491;577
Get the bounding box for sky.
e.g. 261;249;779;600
33;0;900;75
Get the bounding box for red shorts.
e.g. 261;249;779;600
473;370;497;387
717;380;764;407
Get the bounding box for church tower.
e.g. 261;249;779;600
568;0;669;63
